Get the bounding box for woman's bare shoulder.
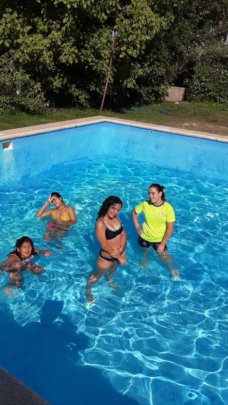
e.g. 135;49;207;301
66;205;75;212
96;218;105;229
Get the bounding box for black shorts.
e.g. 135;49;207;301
138;235;167;251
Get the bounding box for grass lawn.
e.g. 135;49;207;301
0;102;227;136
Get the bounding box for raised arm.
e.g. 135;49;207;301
35;195;53;218
34;248;52;256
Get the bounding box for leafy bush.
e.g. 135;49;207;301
0;53;46;114
186;61;228;103
185;42;228;103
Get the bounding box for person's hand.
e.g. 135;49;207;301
118;256;126;265
110;249;119;258
110;249;126;265
110;248;124;257
28;264;44;274
43;250;52;256
45;195;53;205
157;243;165;254
12;261;22;270
136;226;143;234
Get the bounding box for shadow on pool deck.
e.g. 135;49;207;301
0;299;138;405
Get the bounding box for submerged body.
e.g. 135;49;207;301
35;192;76;241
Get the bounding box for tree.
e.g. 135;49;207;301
0;0;227;110
185;41;228;102
0;0;168;108
0;52;45;114
153;0;228;94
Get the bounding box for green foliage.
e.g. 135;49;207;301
0;0;227;109
161;1;227;82
0;1;166;108
0;53;45;114
185;42;228;103
186;62;228;103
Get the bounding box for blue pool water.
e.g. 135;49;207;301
0;123;227;405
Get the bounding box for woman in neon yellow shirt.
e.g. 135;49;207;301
131;183;179;278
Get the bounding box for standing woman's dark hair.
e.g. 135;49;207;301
148;184;166;201
97;196;123;219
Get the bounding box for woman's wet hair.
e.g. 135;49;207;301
97;196;123;219
148;183;166;201
51;192;64;203
9;236;36;258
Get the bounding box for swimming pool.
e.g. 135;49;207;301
0;122;227;405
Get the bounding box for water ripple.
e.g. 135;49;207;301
0;156;227;404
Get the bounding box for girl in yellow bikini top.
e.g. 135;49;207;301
35;191;77;226
51;209;71;222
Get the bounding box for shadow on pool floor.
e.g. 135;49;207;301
0;299;138;405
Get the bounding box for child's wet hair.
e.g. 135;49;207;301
14;236;36;255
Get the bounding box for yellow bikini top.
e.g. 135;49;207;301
51;209;71;222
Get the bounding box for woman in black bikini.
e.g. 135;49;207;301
86;196;126;302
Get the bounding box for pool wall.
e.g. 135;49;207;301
0;121;227;186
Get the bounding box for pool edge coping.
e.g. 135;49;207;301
0;115;227;142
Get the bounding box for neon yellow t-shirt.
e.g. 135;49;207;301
135;201;175;242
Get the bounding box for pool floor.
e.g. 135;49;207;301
0;154;227;404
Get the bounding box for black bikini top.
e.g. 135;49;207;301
105;223;123;240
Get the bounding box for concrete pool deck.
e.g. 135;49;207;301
0;116;227;142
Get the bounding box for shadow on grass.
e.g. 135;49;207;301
0;300;138;405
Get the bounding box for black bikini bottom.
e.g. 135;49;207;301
99;248;125;263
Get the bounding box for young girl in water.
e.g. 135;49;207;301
0;236;51;287
35;192;76;241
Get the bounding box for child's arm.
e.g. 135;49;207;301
35;248;52;256
0;255;21;271
25;263;44;274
